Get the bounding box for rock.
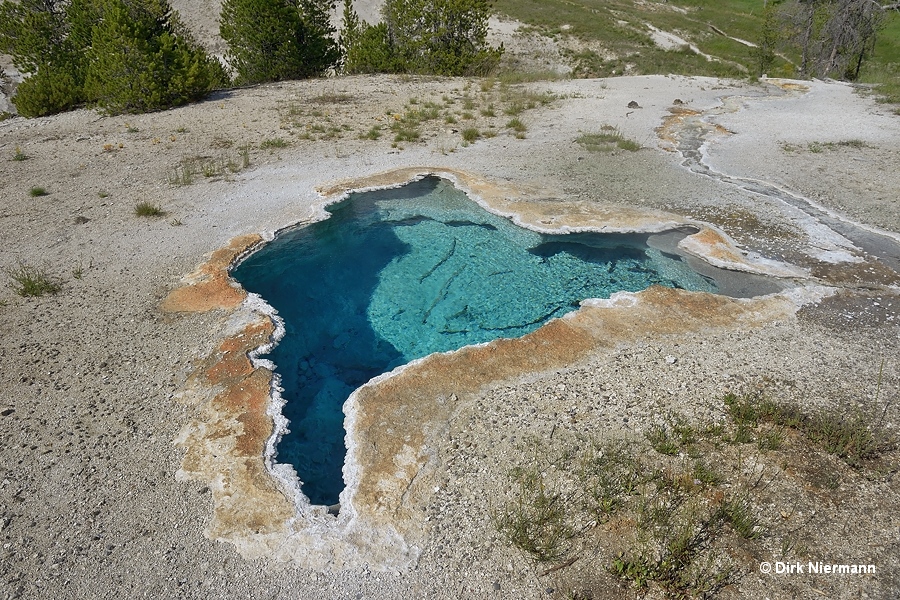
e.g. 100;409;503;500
627;100;641;109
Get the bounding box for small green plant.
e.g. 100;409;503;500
72;264;84;279
201;161;219;177
757;427;785;451
645;415;698;456
168;164;194;186
692;460;722;486
97;190;109;198
578;440;644;521
723;392;890;467
361;126;382;140
506;118;527;133
13;146;28;161
239;144;251;169
6;262;62;297
125;123;139;133
720;494;762;539
393;126;420;143
576;128;640;152
480;104;496;117
493;466;574;562
134;201;164;217
260;137;289;149
461;127;480;142
29;186;48;197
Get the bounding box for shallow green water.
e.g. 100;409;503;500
231;176;716;506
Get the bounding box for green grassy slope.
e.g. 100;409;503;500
494;0;899;105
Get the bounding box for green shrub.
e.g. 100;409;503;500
29;186;48;197
12;62;84;117
360;125;381;140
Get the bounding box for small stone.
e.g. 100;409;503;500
665;355;677;364
493;582;501;591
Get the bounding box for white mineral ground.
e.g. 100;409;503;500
2;14;900;600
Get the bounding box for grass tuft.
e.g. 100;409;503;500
576;127;641;152
361;126;382;140
134;201;164;217
29;186;48;197
723;392;890;467
506;118;527;133
6;262;62;297
493;466;574;562
260;137;289;149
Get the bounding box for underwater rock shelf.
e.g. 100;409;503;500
231;176;725;506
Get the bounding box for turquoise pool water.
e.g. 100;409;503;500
231;176;716;506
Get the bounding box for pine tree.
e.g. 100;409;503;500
339;0;398;74
297;0;340;77
84;0;226;114
381;0;501;76
219;0;339;84
0;0;91;116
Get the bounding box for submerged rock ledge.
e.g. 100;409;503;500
161;167;827;570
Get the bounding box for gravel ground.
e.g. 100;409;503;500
1;72;898;599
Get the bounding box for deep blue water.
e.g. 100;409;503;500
231;176;716;506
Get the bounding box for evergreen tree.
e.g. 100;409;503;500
755;0;783;77
219;0;339;84
339;1;399;74
381;0;501;76
297;0;340;77
84;0;226;114
0;0;92;116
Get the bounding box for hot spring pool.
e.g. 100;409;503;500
231;176;719;506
